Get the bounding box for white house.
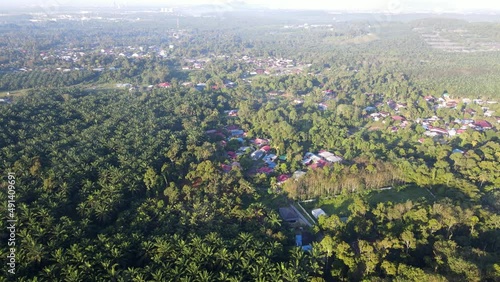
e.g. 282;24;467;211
311;208;327;219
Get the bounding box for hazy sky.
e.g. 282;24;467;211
3;0;500;12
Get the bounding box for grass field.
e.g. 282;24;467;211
0;89;30;98
301;185;435;218
367;185;433;206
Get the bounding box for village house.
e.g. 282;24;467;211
263;154;277;163
424;131;439;137
277;174;290;185
392;115;406;122
253;138;269;146
301;152;322;166
429;126;449;135
317;150;343;163
474;120;493;130
236;146;251;156
445;101;458;108
424;95;435;102
464;108;477;115
228;110;239;117
311;208;327;219
484;110;495;117
293;170;307;180
251;150;265;160
158;82;171;88
279;207;299;223
229;129;245;137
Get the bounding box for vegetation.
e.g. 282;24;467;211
0;8;499;282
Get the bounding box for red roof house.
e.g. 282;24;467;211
392;115;406;121
475;120;492;129
309;159;327;169
221;164;232;173
158;82;171;88
429;127;448;135
277;174;290;183
254;138;269;146
424;95;435;102
261;145;271;152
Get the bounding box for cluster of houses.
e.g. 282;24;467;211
387;100;407;112
416;95;498;136
205;122;344;188
301;151;343;169
238;55;307;76
418;116;494;138
362;92;498;136
424;94;498;113
40;45;176;70
182;58;209;70
39;47;87;65
205;125;279;176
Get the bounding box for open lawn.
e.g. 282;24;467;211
367;185;434;205
0;89;30;98
301;196;353;217
302;185;435;218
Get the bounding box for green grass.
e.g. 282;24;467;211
302;185;435;217
301;196;353;217
367;185;433;206
0;89;30;98
0;83;126;98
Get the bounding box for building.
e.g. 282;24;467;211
253;138;269;146
251;150;265;160
293;170;306;180
392;115;406;121
311;208;327;219
158;82;171;88
318;150;343;163
279;207;299;223
474;120;492;130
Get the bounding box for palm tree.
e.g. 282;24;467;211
186;261;200;277
237;233;254;250
151;269;166;281
216;247;231;267
42;265;58;281
153;238;173;260
22;233;45;265
61;265;84;282
266;212;282;228
196;270;213;282
131;273;147;282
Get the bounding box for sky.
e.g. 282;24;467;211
2;0;500;12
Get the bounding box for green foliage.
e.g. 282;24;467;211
0;12;499;282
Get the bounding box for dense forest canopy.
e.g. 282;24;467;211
0;7;499;282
